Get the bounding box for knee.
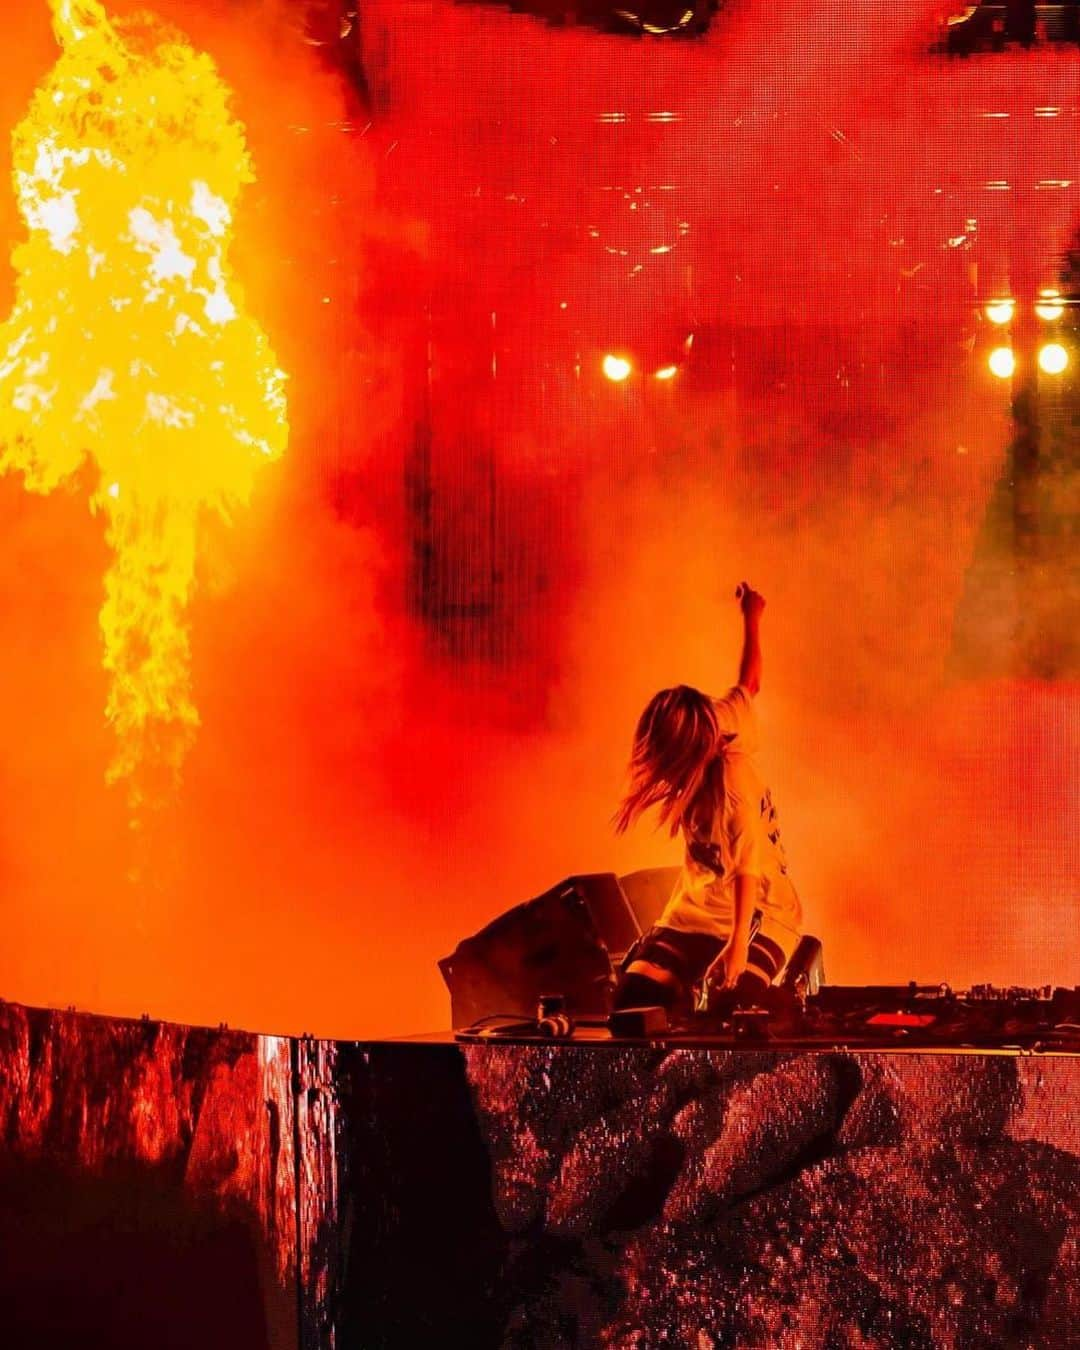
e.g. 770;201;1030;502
613;967;680;1011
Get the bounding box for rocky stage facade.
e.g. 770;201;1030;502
1;1002;1078;1347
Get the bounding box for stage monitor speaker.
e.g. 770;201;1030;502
439;874;640;1029
616;866;679;934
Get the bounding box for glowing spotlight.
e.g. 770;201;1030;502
602;354;632;382
1035;289;1065;321
988;346;1016;379
654;365;678;380
983;299;1014;325
1038;342;1069;375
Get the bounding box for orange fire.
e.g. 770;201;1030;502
0;0;288;804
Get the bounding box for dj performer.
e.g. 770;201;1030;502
613;583;803;1012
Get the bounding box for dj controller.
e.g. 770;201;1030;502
457;983;1080;1051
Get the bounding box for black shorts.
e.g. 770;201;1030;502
623;923;790;991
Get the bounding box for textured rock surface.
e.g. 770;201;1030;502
462;1046;1080;1348
0;1001;338;1350
3;1003;1077;1347
0;1002;294;1264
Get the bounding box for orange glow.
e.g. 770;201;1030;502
654;365;678;380
1038;342;1069;375
602;354;633;382
987;346;1015;379
983;299;1014;325
0;0;287;803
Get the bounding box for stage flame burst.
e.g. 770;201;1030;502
0;0;288;802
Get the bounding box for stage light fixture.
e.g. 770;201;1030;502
1035;290;1065;321
612;4;700;34
602;354;632;382
988;346;1015;379
983;299;1014;325
459;2;719;39
654;364;678;380
1038;343;1069;375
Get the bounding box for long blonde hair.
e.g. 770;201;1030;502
614;685;720;837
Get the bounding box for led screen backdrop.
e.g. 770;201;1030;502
0;0;1074;1037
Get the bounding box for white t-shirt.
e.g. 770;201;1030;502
658;685;801;939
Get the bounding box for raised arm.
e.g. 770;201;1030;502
736;582;766;696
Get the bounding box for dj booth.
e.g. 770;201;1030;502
1;870;1079;1347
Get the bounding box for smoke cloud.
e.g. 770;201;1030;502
0;0;1074;1036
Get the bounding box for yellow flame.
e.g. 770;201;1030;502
0;0;287;802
